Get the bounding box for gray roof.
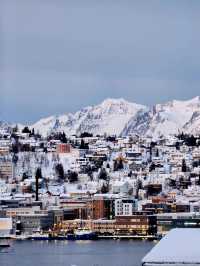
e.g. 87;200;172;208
142;229;200;265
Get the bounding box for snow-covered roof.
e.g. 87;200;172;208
142;228;200;265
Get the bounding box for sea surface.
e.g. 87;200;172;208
0;240;155;266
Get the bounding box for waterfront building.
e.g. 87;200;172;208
157;212;200;235
115;213;157;236
92;219;116;234
16;211;54;234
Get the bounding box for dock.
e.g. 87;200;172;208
98;235;158;240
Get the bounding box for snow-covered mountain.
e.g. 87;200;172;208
121;96;200;137
0;121;12;133
2;97;200;138
31;98;146;136
183;110;200;135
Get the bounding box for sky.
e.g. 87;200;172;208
1;0;200;124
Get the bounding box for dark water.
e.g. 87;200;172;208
0;240;154;266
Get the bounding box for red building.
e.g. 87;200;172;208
56;144;71;153
90;198;112;220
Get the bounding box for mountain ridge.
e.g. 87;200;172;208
1;97;200;137
31;98;146;136
122;96;200;137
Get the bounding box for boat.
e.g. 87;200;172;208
73;212;97;240
15;235;29;241
66;233;76;240
74;229;97;240
53;234;75;241
30;232;50;241
48;234;76;241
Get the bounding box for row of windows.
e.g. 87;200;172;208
116;225;148;229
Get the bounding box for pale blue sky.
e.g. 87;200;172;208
1;0;200;123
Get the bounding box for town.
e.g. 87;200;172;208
1;125;200;240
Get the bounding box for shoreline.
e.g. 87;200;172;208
0;234;160;241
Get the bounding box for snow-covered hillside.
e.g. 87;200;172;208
31;98;146;136
122;96;200;137
14;152;76;180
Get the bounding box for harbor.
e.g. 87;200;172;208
0;239;154;266
1;0;199;265
0;232;160;241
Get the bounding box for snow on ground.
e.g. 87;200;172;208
14;152;78;179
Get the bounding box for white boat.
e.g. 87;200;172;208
74;229;97;240
30;232;50;240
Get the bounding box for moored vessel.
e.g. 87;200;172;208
74;229;97;240
30;232;50;241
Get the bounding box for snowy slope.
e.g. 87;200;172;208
3;96;200;137
0;121;7;129
184;110;200;135
14;152;76;180
74;98;146;136
122;96;200;137
0;121;13;134
32;114;74;136
31;98;146;136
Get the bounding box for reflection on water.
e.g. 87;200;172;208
0;240;154;266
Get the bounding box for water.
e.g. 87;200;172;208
0;240;154;266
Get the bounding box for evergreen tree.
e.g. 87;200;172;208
113;158;124;171
13;124;18;133
118;158;124;170
128;171;132;177
101;183;109;194
79;139;89;149
35;168;42;201
12;154;18;164
156;148;159;157
197;173;200;186
22;172;28;181
80;139;85;149
135;179;143;199
31;128;35;136
149;162;156;172
67;171;78;183
61;132;67;143
175;142;180;150
106;163;110;169
113;160;118;171
149;146;152;162
55;163;65;180
182;159;187;172
22;126;31;134
98;168;108;180
12;143;19;154
80;132;93;138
